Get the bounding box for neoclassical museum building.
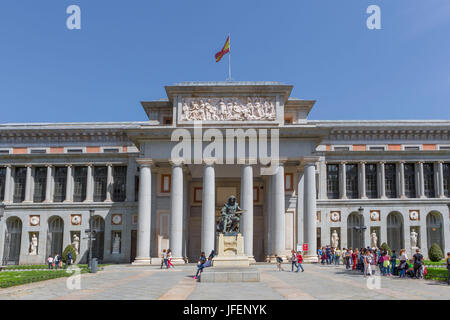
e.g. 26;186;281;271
0;82;448;265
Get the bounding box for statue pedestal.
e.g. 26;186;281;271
411;246;419;257
212;233;249;268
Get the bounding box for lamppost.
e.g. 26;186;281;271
88;209;95;270
353;206;367;249
0;203;5;221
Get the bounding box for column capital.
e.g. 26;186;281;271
417;161;424;165
237;158;257;165
359;161;367;165
25;164;33;168
86;163;94;168
436;160;444;164
106;163;113;167
136;159;153;167
169;159;185;167
45;164;53;168
65;164;73;168
202;158;216;166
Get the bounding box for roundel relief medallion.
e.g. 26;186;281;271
29;215;40;226
370;210;380;222
409;210;420;221
71;214;82;226
112;214;122;225
330;211;341;222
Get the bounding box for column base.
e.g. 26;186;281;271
104;199;112;203
22;200;33;204
303;255;319;263
170;257;187;265
83;200;93;203
63;200;73;203
248;256;256;264
132;257;152;265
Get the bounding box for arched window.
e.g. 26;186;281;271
3;217;22;265
47;216;64;256
387;212;404;252
426;212;444;253
347;212;365;249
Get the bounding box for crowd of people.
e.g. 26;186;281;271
318;245;429;279
47;252;73;269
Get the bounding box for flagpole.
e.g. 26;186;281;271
228;33;231;81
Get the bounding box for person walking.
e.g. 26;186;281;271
398;249;408;278
194;252;207;279
167;249;174;268
335;248;341;265
160;249;167;269
352;249;357;270
413;249;424;279
54;253;60;270
275;255;284;271
326;246;332;265
390;250;397;276
345;248;351;269
47;255;54;269
290;250;298;272
317;247;322;263
363;251;372;277
295;251;304;272
65;251;73;268
446;252;450;285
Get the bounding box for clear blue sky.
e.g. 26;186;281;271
1;0;449;123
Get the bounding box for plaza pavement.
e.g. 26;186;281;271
0;263;448;300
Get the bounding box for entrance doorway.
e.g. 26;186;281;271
3;217;22;265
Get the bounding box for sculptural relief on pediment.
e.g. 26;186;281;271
180;97;277;122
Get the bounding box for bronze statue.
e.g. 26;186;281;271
217;195;245;234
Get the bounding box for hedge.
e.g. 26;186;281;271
0;269;88;289
425;267;448;282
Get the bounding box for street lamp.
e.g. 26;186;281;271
0;203;5;221
88;209;95;270
353;206;367;249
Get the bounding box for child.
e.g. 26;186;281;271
47;255;54;269
447;252;450;286
160;249;167;269
275;254;284;271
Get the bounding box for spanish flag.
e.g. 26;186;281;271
215;36;230;63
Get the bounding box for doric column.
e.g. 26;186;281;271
379;162;387;199
272;163;286;256
358;162;367;199
3;165;12;203
241;163;254;262
64;165;73;203
169;161;185;264
303;162;317;262
133;159;153;265
398;161;406;199
418;161;425;198
44;165;53;203
24;165;33;203
105;164;113;202
318;160;327;199
84;164;94;202
339;162;347;199
201;159;215;255
437;161;445;198
296;168;304;248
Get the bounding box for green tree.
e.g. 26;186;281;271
428;243;444;262
62;245;77;264
380;242;392;256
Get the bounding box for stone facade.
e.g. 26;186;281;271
0;82;448;265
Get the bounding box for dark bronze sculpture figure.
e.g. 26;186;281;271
216;195;245;234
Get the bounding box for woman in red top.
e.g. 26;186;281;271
167;249;175;268
352;249;358;270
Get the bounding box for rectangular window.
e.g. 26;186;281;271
93;166;107;202
161;174;171;193
423;163;435;198
103;148;120;153
326;164;339;199
404;146;420;151
53;167;67;202
285;173;294;191
113;166;127;202
0;150;10;154
134;175;139;202
365;164;378;198
443;163;450;197
33;167;47;202
404;163;416;198
333;147;350;151
385;163;397;198
13;167;27;203
73;166;87;202
0;167;6;202
345;164;358;199
30;149;46;154
67;149;83;154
